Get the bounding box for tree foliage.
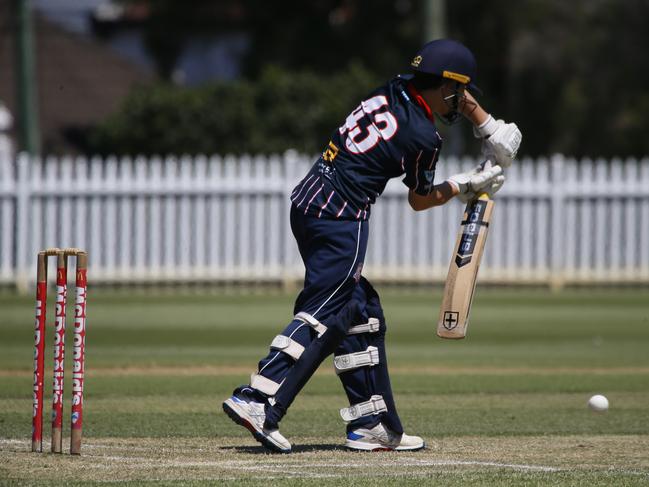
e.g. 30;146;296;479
448;0;649;157
132;0;421;80
101;0;649;158
88;64;379;156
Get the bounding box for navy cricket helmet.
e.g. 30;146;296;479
410;39;481;94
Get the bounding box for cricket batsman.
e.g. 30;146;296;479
223;39;522;453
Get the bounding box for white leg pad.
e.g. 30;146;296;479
270;334;305;361
294;311;328;337
333;346;379;375
340;395;387;422
347;317;380;335
250;373;282;396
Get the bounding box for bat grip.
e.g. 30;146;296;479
475;159;495;201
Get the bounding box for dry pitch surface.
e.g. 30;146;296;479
2;435;649;485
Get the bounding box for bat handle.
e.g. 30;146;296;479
475;159;495;202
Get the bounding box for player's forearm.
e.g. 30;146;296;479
461;91;489;127
408;182;458;211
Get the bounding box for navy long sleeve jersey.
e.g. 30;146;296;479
290;75;443;221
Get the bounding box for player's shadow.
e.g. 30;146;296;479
221;443;343;454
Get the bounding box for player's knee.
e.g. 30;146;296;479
359;278;387;334
318;299;363;353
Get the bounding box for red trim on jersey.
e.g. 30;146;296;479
318;190;335;218
336;201;348;218
296;178;319;208
407;82;435;122
304;184;324;214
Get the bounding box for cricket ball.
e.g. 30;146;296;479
588;394;609;412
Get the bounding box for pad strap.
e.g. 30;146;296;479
294;311;327;337
333;346;379;375
270;334;305;361
347;317;380;335
340;395;387;422
250;373;282;396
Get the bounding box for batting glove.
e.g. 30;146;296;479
456;159;506;203
473;115;522;168
457;174;506;203
447;161;503;201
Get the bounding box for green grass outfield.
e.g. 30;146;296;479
1;288;648;485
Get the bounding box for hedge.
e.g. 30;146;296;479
88;64;381;156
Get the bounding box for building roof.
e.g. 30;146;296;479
0;0;153;154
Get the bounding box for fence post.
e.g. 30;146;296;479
15;152;30;292
550;154;566;290
282;150;299;291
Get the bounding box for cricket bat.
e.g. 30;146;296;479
437;192;494;339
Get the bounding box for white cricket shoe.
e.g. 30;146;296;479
345;423;425;451
223;395;291;453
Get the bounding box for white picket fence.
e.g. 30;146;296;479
1;151;649;290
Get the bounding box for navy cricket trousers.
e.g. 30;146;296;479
257;205;369;381
244;204;403;434
252;204;374;427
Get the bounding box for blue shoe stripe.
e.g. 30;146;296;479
347;432;364;440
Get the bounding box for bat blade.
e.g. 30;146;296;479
437;193;494;339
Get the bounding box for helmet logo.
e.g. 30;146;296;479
411;55;422;68
443;70;470;84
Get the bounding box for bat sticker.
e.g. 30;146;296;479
442;311;459;330
455;200;490;268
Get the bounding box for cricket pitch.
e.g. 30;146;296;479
2;435;649;485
